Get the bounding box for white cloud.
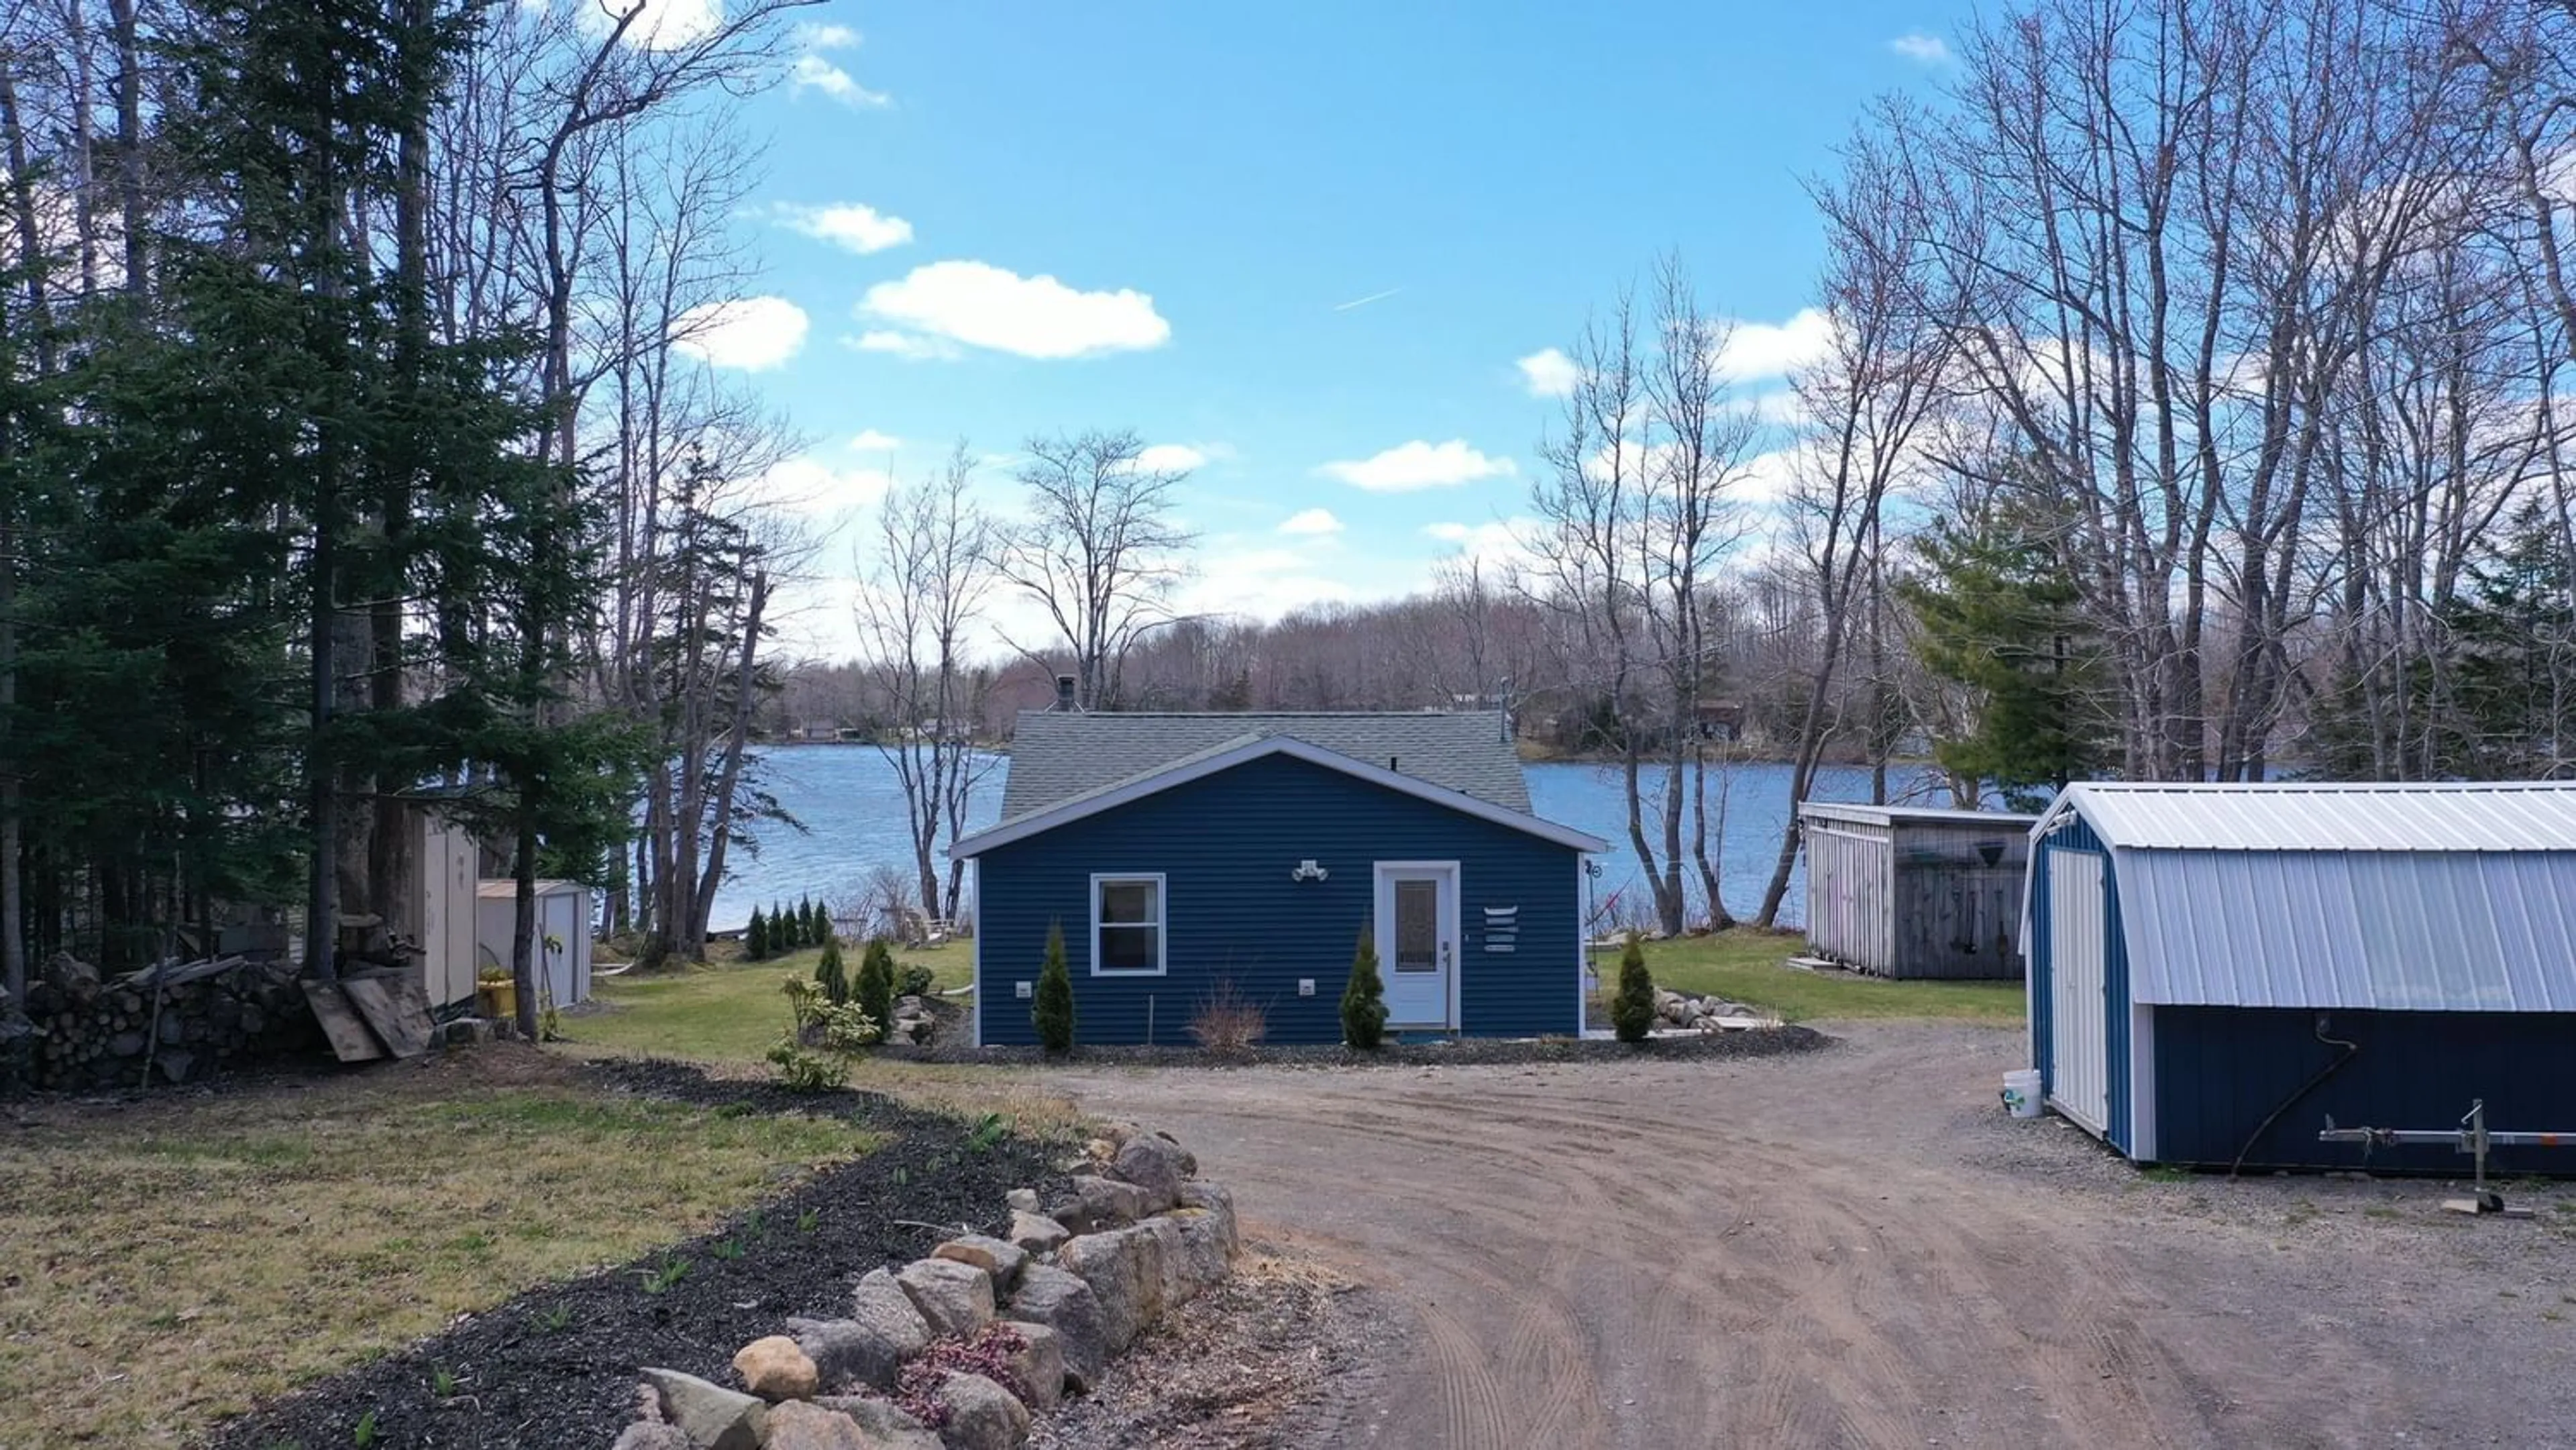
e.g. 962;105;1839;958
670;295;808;371
795;21;859;49
1178;544;1364;621
1516;346;1581;399
1890;32;1953;65
754;455;897;516
847;328;961;361
1320;439;1516;493
847;429;903;452
1132;444;1208;472
619;0;720;50
1424;518;1541;572
857;260;1172;360
778;202;913;254
1743;390;1807;427
1720;307;1834;381
793;54;891;107
1279;507;1344;536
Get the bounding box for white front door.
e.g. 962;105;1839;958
1375;862;1459;1029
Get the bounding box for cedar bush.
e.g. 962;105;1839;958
1032;921;1077;1054
1340;926;1388;1049
800;896;822;945
1611;933;1656;1043
745;906;769;961
856;937;896;1034
814;936;850;1004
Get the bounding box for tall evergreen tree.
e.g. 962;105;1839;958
1898;495;2110;809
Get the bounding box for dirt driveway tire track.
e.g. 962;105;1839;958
1051;1023;2576;1449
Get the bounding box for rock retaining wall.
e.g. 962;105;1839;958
7;952;321;1090
1652;986;1778;1033
614;1121;1238;1450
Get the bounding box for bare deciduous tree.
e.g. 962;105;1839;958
855;446;1002;924
999;428;1197;711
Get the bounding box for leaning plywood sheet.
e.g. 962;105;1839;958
302;981;388;1062
341;972;432;1059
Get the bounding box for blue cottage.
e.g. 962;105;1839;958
951;710;1608;1047
2024;782;2576;1172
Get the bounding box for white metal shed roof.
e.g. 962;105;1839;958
2045;780;2576;851
2031;781;2576;1013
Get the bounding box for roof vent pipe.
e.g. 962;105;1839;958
1389;756;1399;773
1054;674;1077;712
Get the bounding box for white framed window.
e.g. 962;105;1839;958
1089;872;1167;976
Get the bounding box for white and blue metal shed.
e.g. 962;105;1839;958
2023;782;2576;1170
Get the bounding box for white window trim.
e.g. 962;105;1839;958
1089;872;1168;977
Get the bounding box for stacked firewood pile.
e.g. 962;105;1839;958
9;951;322;1089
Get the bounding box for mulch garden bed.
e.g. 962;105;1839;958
897;1023;1833;1070
205;1058;1070;1450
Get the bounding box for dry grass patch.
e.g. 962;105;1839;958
0;1051;880;1447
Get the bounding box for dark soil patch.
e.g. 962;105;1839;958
898;1023;1833;1070
205;1058;1070;1450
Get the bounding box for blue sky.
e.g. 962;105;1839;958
675;1;1974;658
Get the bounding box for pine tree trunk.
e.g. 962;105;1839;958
106;0;146;297
367;0;433;957
0;66;45;1008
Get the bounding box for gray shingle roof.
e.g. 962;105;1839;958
999;711;1529;820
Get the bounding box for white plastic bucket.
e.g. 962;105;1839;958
2001;1068;2043;1119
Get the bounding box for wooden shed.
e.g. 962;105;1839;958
1799;802;2038;980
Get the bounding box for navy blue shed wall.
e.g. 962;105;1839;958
974;753;1582;1045
2153;1006;2576;1173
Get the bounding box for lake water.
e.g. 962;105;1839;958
710;747;1954;934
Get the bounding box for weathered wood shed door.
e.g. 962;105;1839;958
2047;851;2112;1134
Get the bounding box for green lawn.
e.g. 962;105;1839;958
1619;931;2026;1024
572;939;974;1064
570;940;1083;1130
575;930;2019;1061
0;1064;877;1447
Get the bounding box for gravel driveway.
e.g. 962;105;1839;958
1049;1022;2576;1449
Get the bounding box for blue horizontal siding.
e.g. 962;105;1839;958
975;752;1581;1045
2153;1006;2576;1174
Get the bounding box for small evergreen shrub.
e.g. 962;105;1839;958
798;895;821;947
1611;933;1656;1043
856;937;896;1033
1341;926;1389;1049
814;936;850;1004
899;962;935;998
745;906;769;961
1032;920;1077;1054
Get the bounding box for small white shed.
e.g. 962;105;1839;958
474;880;595;1008
415;812;483;1009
